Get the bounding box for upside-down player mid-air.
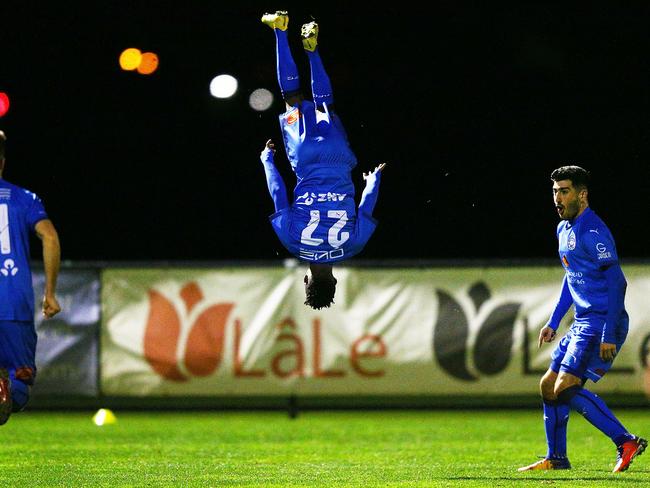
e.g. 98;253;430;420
259;11;385;310
519;166;646;473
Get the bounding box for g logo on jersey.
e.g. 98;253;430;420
596;242;612;260
567;230;576;250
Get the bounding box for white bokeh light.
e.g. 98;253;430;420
209;74;238;98
249;88;274;111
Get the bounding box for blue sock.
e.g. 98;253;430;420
543;400;570;459
274;29;300;97
9;370;29;411
570;388;634;446
306;49;333;106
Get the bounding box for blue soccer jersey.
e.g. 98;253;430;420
270;204;378;263
0;180;48;320
265;100;380;263
556;208;625;330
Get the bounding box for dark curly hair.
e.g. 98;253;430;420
304;274;337;310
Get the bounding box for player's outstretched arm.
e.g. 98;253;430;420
546;275;572;327
35;219;61;318
358;163;386;217
539;275;572;347
260;139;289;212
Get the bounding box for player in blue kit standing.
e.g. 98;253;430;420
519;166;646;473
0;130;61;425
259;11;385;309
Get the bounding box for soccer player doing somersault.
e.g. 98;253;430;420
259;11;385;310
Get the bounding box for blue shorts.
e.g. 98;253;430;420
550;325;624;383
279;101;357;176
0;320;37;385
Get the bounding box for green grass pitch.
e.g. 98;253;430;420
0;409;647;486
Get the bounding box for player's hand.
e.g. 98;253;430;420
363;163;386;181
600;342;617;362
261;139;276;164
538;325;556;348
42;294;61;318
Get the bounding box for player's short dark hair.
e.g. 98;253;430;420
551;165;590;190
0;131;5;160
304;275;337;310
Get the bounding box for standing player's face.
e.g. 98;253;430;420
552;179;583;220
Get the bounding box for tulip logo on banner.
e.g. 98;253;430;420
433;282;521;381
143;282;233;382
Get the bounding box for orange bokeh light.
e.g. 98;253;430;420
137;52;159;75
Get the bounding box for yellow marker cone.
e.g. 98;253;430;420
93;408;117;426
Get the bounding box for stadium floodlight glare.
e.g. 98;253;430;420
210;74;238;99
119;48;143;71
249;88;274;111
0;92;9;117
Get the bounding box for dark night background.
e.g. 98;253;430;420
2;3;649;262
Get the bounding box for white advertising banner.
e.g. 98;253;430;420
101;265;650;397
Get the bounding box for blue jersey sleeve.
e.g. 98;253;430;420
260;147;289;213
602;263;627;344
580;224;618;267
358;170;382;219
269;207;294;253
546;275;572;331
25;191;48;230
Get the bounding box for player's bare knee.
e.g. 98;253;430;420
540;370;558;400
553;373;582;403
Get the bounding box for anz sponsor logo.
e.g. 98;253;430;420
296;192;347;206
596;242;612;260
298;248;344;261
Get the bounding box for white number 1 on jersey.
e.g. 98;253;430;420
0;204;10;254
300;210;350;248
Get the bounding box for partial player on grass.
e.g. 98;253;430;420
259;11;385;309
519;166;646;473
0;130;61;425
